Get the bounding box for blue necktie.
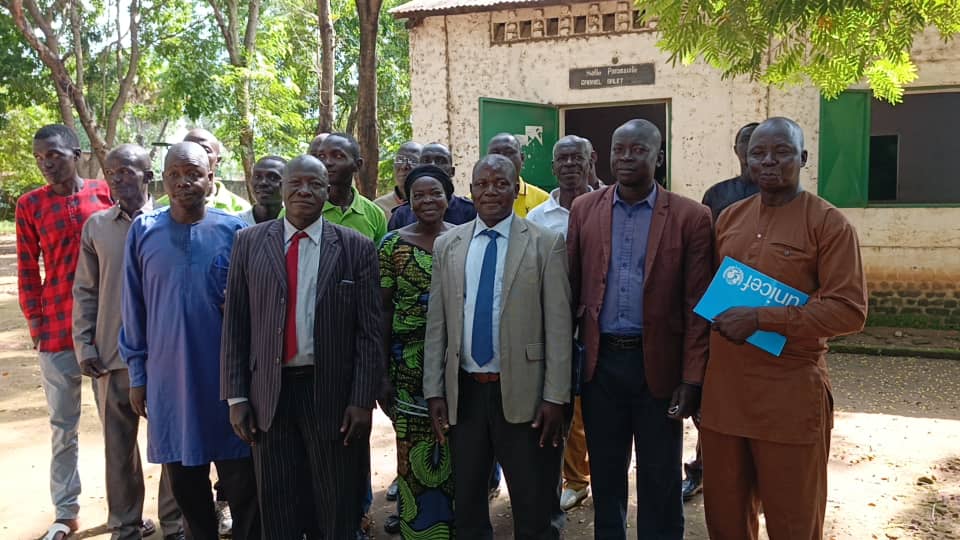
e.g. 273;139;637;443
471;229;499;367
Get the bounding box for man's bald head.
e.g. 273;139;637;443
487;133;524;177
612;119;662;148
472;153;517;183
285;154;328;179
750;117;804;150
107;143;151;171
165;141;210;171
183;128;222;170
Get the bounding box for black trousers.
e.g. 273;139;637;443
163;457;260;540
252;368;367;540
450;371;563;540
581;342;683;540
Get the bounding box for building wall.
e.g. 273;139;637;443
408;13;960;324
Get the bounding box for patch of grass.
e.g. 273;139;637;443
0;220;15;235
867;313;960;331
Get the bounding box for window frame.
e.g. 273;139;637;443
817;87;960;208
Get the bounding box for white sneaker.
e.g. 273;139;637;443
216;501;233;537
560;486;590;511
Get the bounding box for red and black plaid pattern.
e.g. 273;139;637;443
16;180;113;352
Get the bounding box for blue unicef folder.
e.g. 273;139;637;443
694;257;809;356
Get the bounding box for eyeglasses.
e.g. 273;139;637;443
394;156;419;166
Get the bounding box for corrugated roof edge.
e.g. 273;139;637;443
390;0;581;19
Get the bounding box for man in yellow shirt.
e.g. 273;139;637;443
487;133;550;217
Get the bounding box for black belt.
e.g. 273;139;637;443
600;334;643;350
282;365;315;377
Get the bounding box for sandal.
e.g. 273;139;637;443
42;519;77;540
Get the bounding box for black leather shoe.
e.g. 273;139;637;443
386;477;399;501
682;463;703;501
384;514;401;535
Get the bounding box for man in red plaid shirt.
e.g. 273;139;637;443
16;124;112;539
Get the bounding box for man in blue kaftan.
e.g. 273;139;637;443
120;141;261;540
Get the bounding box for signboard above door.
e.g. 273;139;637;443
569;63;655;89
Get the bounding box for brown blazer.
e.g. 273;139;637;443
220;219;383;436
567;184;713;398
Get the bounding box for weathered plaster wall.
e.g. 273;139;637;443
408;16;960;323
409;10;819;198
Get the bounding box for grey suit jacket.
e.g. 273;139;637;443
220;219;383;437
423;216;572;425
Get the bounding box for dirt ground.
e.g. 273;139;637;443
0;233;959;539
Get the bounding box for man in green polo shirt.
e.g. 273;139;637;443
313;132;387;244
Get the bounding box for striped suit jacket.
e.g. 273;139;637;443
220;218;383;437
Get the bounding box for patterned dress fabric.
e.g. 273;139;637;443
379;231;455;539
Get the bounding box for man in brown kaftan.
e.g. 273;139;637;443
700;117;868;540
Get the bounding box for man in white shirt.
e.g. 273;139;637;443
527;135;593;237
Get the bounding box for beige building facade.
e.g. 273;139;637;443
393;0;960;325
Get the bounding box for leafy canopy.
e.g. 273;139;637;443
644;0;960;103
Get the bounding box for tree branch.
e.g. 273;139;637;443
69;0;84;92
106;0;141;146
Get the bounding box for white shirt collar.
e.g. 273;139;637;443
283;216;324;245
472;213;514;240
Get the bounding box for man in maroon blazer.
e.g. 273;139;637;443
567;119;713;539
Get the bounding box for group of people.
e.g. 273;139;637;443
16;115;867;540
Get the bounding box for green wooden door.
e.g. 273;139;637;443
818;91;870;207
479;98;560;191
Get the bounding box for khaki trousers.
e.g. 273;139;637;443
562;397;590;490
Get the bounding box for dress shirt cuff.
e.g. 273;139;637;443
543;398;566;406
127;358;147;388
227;397;249;406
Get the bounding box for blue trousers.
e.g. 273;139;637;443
581;343;683;540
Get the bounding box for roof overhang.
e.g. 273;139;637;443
390;0;591;20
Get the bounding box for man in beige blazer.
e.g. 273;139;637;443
424;154;572;540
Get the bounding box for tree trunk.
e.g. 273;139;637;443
355;0;382;199
208;0;260;197
238;80;256;199
317;0;335;134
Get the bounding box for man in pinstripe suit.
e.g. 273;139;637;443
220;154;383;539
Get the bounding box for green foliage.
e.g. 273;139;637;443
644;0;960;103
0;0;413;185
0;105;57;218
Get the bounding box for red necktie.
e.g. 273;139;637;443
284;231;308;363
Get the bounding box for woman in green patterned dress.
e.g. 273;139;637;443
379;166;456;539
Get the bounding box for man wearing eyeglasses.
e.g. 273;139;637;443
375;141;423;217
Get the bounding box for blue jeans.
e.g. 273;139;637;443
38;350;83;520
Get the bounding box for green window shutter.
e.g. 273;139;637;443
818;92;870;207
478;98;559;191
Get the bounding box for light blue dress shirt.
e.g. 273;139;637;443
598;185;658;335
461;214;514;373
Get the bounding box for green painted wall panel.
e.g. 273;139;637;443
478;98;559;190
818;92;870;208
